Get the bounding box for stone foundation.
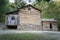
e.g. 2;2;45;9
17;25;42;31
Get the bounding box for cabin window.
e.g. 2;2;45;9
11;16;15;20
24;8;26;10
28;7;31;10
50;23;52;29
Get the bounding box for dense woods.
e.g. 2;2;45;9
0;0;8;22
0;0;26;22
0;0;60;30
34;0;60;30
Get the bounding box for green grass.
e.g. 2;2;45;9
0;33;58;40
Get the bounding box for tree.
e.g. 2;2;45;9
0;0;26;22
55;1;60;31
33;0;60;30
8;0;26;11
14;0;26;8
0;0;8;22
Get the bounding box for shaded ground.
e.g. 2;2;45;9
0;30;60;40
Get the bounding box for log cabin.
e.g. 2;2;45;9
5;4;58;31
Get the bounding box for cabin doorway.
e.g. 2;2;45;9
7;25;17;29
49;23;52;29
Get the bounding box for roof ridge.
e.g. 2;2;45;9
6;4;41;14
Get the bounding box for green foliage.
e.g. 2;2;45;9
34;0;60;30
0;0;26;22
0;0;8;22
14;0;26;8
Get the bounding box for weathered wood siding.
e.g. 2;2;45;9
18;6;42;30
42;21;58;31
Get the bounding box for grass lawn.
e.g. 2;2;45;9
0;33;59;40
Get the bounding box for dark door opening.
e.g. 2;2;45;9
7;25;17;29
49;23;52;29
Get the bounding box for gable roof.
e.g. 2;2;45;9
6;4;41;14
18;4;41;11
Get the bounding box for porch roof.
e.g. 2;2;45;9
41;18;57;22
